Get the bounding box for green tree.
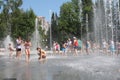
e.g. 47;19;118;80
0;0;23;39
51;12;59;41
0;0;11;39
58;0;82;41
51;0;94;43
11;8;36;40
59;2;77;38
82;0;93;33
0;13;6;39
0;0;36;40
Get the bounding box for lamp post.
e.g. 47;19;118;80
86;14;89;41
109;0;114;41
79;0;83;40
118;0;120;41
49;10;52;51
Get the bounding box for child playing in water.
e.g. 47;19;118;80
24;40;32;62
8;43;15;58
36;47;46;61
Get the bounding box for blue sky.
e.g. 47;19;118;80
21;0;71;21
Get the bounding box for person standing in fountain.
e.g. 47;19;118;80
109;40;115;55
55;42;60;54
73;37;78;56
16;36;22;59
85;40;90;55
24;40;32;62
8;43;15;58
102;39;108;54
61;41;67;56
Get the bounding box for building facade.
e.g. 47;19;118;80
37;16;50;35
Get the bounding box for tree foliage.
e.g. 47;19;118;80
59;1;81;37
11;8;36;40
0;0;37;41
51;12;59;41
52;0;93;43
82;0;93;32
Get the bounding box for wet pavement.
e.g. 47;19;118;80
0;52;120;80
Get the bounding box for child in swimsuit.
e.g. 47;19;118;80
36;47;46;61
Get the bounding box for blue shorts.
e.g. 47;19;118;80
62;48;66;53
110;47;115;52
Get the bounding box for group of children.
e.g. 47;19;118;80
8;36;46;62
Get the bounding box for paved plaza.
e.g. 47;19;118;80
0;52;120;80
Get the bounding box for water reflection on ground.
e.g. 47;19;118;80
0;53;120;80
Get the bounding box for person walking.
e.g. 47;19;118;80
73;37;78;56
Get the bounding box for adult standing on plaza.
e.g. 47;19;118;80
61;41;67;56
109;40;115;55
73;37;78;56
85;40;90;55
24;39;32;62
16;36;22;59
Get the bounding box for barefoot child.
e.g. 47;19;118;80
24;40;32;62
8;43;14;58
36;47;46;61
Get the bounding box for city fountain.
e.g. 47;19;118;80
2;24;14;53
0;0;120;80
3;35;14;50
31;17;41;50
93;0;120;44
